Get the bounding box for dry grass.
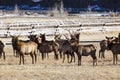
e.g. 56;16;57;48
0;31;120;80
0;16;120;80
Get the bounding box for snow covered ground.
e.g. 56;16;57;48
0;16;120;37
0;26;120;37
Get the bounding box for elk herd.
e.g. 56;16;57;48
0;30;120;66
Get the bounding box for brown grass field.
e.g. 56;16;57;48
0;31;120;80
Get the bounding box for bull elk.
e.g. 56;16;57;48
54;33;67;59
61;31;80;63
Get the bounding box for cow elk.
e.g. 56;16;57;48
70;37;97;66
106;36;120;65
28;34;59;60
12;35;38;64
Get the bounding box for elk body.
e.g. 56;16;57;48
12;36;38;64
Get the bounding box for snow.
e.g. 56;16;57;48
0;14;20;17
79;13;109;17
1;26;119;37
32;0;41;2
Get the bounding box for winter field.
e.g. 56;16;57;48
0;16;120;80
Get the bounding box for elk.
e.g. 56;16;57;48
0;40;5;60
54;30;78;63
106;36;120;65
61;40;75;63
40;33;59;60
56;30;80;63
54;29;80;63
54;33;67;58
99;37;119;59
11;36;19;57
99;40;108;59
28;34;59;60
39;33;53;58
12;35;38;64
70;37;97;66
62;30;80;63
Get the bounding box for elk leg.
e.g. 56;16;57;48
102;51;105;59
69;54;72;63
54;51;58;60
3;51;5;60
93;58;97;66
0;52;2;58
91;52;97;66
77;53;81;66
70;52;74;63
34;53;37;63
19;54;22;65
16;51;19;57
95;58;97;66
79;56;82;66
22;54;24;64
44;53;46;58
59;49;62;58
47;53;49;58
73;53;75;62
116;54;118;65
13;50;15;56
63;53;65;63
67;54;69;63
30;53;34;64
41;53;44;60
113;54;115;65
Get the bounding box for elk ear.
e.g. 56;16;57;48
114;37;117;39
28;35;30;38
10;35;13;38
10;34;15;38
111;37;113;39
40;33;42;36
106;36;108;39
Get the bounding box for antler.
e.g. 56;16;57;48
64;34;70;40
65;29;73;37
